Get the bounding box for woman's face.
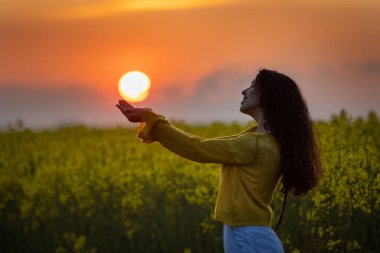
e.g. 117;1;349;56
240;81;260;114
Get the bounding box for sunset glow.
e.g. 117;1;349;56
1;0;248;21
118;71;151;102
1;0;379;128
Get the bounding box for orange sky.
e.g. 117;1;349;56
1;0;380;128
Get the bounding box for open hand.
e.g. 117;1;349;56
116;100;147;123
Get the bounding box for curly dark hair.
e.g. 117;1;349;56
254;69;323;230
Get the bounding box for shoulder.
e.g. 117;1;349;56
241;131;278;150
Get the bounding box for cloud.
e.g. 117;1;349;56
0;84;114;129
152;64;380;123
0;71;255;129
149;69;254;123
348;60;380;75
1;0;251;21
192;70;252;104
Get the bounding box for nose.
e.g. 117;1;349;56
242;88;247;95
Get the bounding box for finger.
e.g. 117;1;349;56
116;104;122;111
116;104;131;111
116;104;134;114
116;104;127;112
119;100;134;109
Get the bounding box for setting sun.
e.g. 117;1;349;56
118;71;151;102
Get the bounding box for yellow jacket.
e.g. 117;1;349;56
138;110;281;226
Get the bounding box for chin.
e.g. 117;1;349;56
240;105;248;114
240;103;259;116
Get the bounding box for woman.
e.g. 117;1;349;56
116;69;323;253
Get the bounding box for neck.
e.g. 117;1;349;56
250;108;268;133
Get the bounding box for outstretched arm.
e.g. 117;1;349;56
116;100;257;165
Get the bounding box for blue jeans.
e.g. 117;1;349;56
223;224;284;253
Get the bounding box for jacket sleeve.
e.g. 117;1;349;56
137;110;258;165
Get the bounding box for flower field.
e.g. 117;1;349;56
0;111;379;253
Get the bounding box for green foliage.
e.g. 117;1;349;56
0;112;379;253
